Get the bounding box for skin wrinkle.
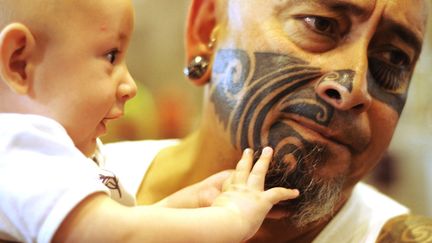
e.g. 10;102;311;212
210;48;412;226
387;22;423;55
274;0;374;18
281;87;335;127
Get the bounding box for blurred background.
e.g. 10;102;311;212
101;0;432;217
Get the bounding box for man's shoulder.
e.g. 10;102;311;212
376;214;432;243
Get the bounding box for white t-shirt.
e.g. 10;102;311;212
103;139;179;196
104;139;410;243
0;114;134;243
313;183;409;243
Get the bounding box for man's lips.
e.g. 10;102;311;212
284;115;353;152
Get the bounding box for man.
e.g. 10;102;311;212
104;0;430;241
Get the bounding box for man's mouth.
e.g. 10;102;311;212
283;115;352;153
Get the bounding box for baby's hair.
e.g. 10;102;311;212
0;1;20;30
0;0;65;33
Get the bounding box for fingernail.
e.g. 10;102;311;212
262;147;272;156
244;148;252;155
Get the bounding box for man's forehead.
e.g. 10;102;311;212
279;0;375;13
300;0;375;15
270;0;428;53
381;0;428;51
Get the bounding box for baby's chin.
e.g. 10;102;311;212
77;139;97;158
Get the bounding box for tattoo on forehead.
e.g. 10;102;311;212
210;49;406;149
377;214;432;242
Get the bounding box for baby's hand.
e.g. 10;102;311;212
212;147;299;241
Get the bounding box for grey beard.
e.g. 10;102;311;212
264;144;346;228
289;175;345;227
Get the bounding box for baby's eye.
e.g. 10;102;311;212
106;49;120;64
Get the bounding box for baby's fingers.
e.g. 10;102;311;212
263;187;300;204
247;147;273;190
232;148;254;184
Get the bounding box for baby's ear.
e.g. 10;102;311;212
0;23;36;94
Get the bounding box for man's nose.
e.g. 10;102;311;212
117;68;137;102
315;69;372;113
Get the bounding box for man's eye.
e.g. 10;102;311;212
303;16;339;37
368;52;411;92
106;49;120;64
382;50;410;67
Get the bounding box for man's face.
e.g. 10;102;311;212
31;0;136;156
210;0;428;226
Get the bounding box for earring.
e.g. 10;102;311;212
183;56;209;80
184;27;218;80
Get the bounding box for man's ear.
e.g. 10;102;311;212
185;0;218;86
0;23;36;94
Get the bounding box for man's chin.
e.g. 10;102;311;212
265;174;346;227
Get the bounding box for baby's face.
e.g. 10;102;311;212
32;0;136;156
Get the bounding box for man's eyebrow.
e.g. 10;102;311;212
327;1;371;17
311;0;372;17
385;19;423;55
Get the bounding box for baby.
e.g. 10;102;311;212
0;0;298;242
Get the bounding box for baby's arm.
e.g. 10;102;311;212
154;169;232;208
53;147;299;243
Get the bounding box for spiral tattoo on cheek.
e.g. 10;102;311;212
211;50;322;149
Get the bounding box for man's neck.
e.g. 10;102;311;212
136;129;239;204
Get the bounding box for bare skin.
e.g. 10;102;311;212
136;0;429;242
